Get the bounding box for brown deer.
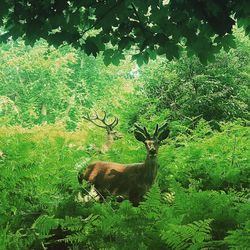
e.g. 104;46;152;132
78;122;170;206
83;111;122;153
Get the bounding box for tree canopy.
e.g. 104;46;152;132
1;0;250;65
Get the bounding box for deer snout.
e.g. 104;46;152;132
149;148;157;155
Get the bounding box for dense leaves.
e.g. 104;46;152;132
1;30;249;131
1;0;250;64
0;39;134;128
140;31;250;124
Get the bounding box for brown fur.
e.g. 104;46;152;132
79;156;158;206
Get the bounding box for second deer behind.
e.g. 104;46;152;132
83;111;122;153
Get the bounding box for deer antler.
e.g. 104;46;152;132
153;121;169;141
153;124;159;137
134;123;151;139
83;111;119;131
108;116;119;130
158;122;168;134
82;112;106;129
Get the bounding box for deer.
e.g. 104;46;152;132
78;122;170;206
83;111;122;153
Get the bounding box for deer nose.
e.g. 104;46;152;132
149;149;156;154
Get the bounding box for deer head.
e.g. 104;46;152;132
134;122;170;157
109;130;123;140
83;111;122;153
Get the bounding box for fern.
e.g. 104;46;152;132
31;215;60;236
161;219;213;250
60;230;87;244
139;184;163;219
0;225;30;250
1;122;249;249
224;221;250;250
60;216;86;231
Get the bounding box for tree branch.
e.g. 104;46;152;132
131;3;143;28
82;0;125;35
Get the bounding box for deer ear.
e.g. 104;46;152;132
158;129;170;141
134;131;146;142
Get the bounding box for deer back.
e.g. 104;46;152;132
79;161;147;196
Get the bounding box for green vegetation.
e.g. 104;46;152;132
0;29;250;249
1;1;250;64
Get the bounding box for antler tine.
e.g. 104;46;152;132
82;113;92;121
134;123;151;139
134;123;145;134
102;111;107;122
109;117;119;129
143;127;151;138
91;110;103;122
99;111;114;128
158;121;168;134
94;110;100;120
153;124;159;137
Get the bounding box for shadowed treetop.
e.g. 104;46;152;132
0;0;249;65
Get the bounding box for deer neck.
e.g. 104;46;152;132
143;154;158;185
101;133;114;153
107;132;114;146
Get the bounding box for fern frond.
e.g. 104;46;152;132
59;230;87;244
139;184;163;219
31;215;60;236
224;221;250;250
161;219;213;250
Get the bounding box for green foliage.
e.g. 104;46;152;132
139;30;250;124
158;121;250;192
0;122;249;249
0;39;135;127
1;29;249;130
0;40;76;125
161;219;213;250
224;221;250;250
1;1;250;64
32;215;60;236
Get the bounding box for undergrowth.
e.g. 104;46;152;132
0;121;249;249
